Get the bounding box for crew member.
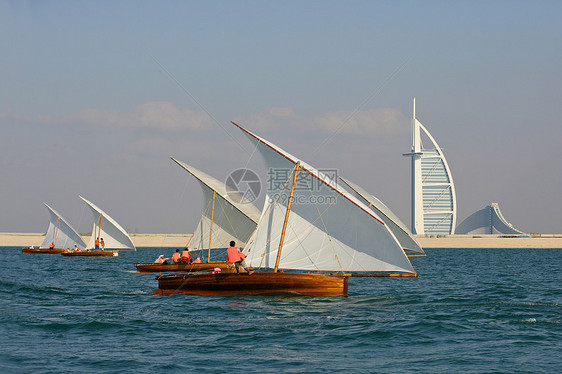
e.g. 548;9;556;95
172;249;181;264
226;241;253;275
95;238;100;250
181;248;192;264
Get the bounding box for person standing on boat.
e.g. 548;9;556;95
172;249;181;264
181;247;192;264
95;238;100;250
100;238;105;250
227;241;253;275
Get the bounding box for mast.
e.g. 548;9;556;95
208;190;216;263
274;162;301;272
98;214;103;240
54;217;60;247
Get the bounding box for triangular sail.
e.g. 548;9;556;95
78;196;136;250
233;122;415;274
40;202;87;249
339;177;424;255
171;158;261;251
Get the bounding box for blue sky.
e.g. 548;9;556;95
1;1;561;235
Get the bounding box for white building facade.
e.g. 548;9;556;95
403;99;457;235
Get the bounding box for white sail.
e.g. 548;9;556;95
339;177;424;255
171;158;261;250
79;196;136;250
233;122;416;274
40;202;87;249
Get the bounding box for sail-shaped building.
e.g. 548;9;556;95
456;203;527;235
403;99;457;235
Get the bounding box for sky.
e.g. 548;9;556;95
1;0;561;236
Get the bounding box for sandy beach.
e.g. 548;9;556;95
3;232;562;249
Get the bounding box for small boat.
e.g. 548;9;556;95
22;202;87;254
135;261;229;273
62;196;136;257
154;272;348;296
136;158;261;273
154;122;416;296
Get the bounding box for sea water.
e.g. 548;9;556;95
0;247;560;373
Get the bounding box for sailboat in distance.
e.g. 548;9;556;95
135;158;261;273
154;122;416;296
22;202;87;254
339;177;425;256
62;196;136;257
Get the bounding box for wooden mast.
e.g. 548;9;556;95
208;190;216;263
54;217;60;247
274;162;301;272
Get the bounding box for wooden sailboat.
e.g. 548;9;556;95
339;177;425;257
61;196;135;257
154;122;416;296
134;158;260;273
22;202;87;254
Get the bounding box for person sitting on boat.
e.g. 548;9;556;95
193;257;202;264
49;242;55;249
95;238;100;250
155;255;165;264
226;241;254;275
73;245;81;252
172;249;181;264
100;238;105;250
181;248;193;264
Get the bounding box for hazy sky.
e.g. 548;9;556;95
2;1;561;236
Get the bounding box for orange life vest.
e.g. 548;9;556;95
227;246;241;263
49;242;55;249
181;250;190;258
95;238;100;247
156;257;164;264
172;252;181;262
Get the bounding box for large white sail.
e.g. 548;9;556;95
171;158;261;250
79;196;136;250
339;177;424;255
40;202;87;249
233;122;416;274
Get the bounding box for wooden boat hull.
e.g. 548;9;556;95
154;272;349;296
21;247;67;254
134;261;229;273
61;250;118;257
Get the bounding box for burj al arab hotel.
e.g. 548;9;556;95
403;99;457;235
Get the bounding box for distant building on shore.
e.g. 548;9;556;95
403;98;457;235
455;203;527;235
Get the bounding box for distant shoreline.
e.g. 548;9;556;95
2;232;562;249
416;234;562;249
